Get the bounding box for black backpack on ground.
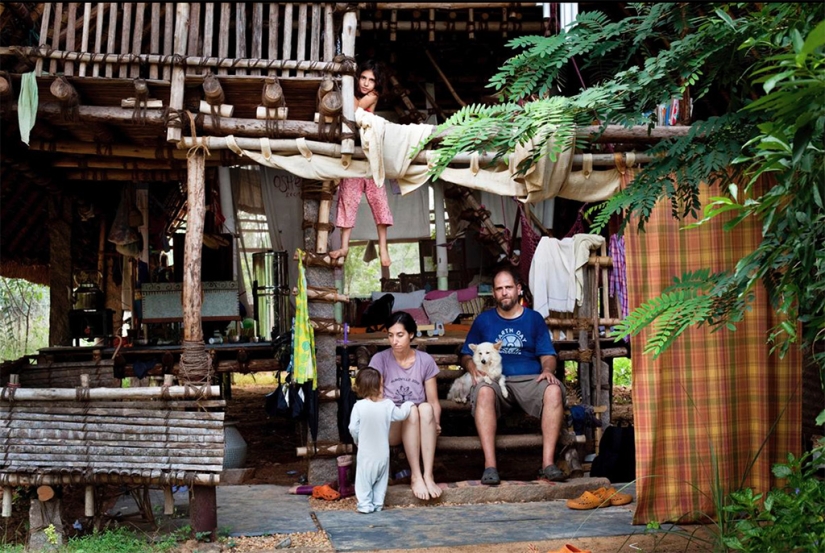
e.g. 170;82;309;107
590;424;636;483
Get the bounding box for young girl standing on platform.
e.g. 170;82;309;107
349;367;413;514
329;60;394;267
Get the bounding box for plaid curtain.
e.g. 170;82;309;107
626;178;801;524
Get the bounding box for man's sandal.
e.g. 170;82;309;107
480;467;500;485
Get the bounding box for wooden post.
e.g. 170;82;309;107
166;3;190;143
189;486;217;541
182;150;206;346
340;10;356;165
164;487;174;515
84;486;94;517
316;180;333;255
34;2;51;76
1;487;11;517
48;194;72;346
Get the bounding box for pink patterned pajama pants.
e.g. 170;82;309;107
336;177;394;229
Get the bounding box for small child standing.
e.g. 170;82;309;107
348;367;413;514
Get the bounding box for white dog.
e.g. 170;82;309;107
447;341;507;403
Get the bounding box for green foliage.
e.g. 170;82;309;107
63;527;179;553
0;277;49;360
612;358;632;388
721;445;825;552
416;3;825;384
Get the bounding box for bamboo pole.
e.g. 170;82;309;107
217;3;230;75
234;3;246;76
149;3;161;79
361;3;537;8
131;3;146;79
162;3;174;80
437;434;543;451
281;3;293;77
117;2;131;78
2;428;223;444
310;3;321;75
0;46;353;73
425;49;465;107
35;2;51;76
323;5;333;62
296;443;353;457
3;413;224;430
316;180;333;254
544;317;623;328
167;3;190;142
84;486;94;517
183;149;206;344
359;20;542;33
186;2;200;76
340;10;356;164
202;3;214;60
2;406;224;421
0;385;218;401
250;3;263;76
267;3;279;75
50;3;64;75
2;487;11;517
295;3;307;78
65;3;78;76
0;472;220;486
106;2;116;77
293;286;349;303
164;487;174;515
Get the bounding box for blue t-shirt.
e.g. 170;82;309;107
460;307;556;376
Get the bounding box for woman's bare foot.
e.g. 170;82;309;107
410;476;431;500
329;248;348;260
424;477;442;499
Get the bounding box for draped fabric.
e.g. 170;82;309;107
292;249;317;390
627;179;801;524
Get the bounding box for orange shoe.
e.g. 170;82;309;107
547;544;592;553
604;487;633;506
565;489;609;510
311;484;340;501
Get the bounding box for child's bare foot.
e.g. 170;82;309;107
329;248;348;260
380;248;391;267
424;477;442;499
410;476;431;500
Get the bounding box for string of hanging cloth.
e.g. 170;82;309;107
215;108;637;204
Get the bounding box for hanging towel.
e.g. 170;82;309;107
18;71;38;146
572;233;606;306
530;236;576;315
292;249;317;389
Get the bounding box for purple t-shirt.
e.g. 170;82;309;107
369;348;439;406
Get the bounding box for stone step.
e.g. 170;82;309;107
383;476;611;507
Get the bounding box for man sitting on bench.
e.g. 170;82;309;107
459;266;567;485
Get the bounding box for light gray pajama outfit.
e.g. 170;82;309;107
348;398;412;513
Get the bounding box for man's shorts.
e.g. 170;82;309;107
469;374;567;419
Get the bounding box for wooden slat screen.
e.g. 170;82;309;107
33;3;340;77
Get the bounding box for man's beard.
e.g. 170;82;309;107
498;297;518;311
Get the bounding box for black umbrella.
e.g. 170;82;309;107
337;346;357;444
301;380;320;447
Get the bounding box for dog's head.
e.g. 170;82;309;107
469;341;503;369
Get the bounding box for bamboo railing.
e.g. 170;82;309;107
32;3;342;79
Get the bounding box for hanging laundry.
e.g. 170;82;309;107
609;234;628;320
530;236;576;315
17;71;38;146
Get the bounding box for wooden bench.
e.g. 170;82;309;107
0;377;224;521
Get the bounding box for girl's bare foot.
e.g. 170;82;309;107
329;248;348;260
424;477;442;499
410;476;431;500
379;248;391;267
